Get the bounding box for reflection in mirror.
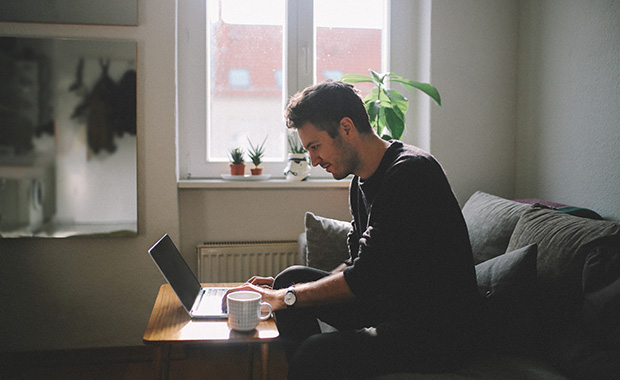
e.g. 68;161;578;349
0;0;137;26
0;37;137;237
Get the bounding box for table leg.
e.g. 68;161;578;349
260;343;270;380
154;345;171;380
250;343;270;380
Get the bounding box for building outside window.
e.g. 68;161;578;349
227;68;251;89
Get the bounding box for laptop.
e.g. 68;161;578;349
148;234;229;319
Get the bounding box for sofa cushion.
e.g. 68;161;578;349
506;206;620;316
304;212;351;271
462;191;530;264
515;198;603;220
546;245;620;380
505;206;620;380
475;244;538;353
582;245;620;345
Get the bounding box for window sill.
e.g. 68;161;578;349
178;177;351;189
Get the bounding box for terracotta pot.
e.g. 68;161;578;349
230;163;245;176
250;167;263;176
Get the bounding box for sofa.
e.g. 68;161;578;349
297;191;620;379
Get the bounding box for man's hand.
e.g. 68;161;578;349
221;272;355;313
222;279;286;313
247;276;275;288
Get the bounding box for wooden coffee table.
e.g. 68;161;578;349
143;283;279;380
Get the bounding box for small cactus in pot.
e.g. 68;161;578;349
228;146;245;175
247;136;267;175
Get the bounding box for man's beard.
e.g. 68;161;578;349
330;137;360;180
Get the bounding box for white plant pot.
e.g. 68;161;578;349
284;153;311;181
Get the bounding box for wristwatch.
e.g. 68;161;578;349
284;286;297;307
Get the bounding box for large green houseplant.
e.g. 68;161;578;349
341;70;441;140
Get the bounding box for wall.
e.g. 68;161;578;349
429;0;520;204
516;0;620;221
179;187;351;253
0;0;179;351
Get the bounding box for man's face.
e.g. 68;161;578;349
297;122;359;180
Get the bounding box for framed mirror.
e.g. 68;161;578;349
0;0;137;26
0;37;137;237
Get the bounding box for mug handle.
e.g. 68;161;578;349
259;302;273;320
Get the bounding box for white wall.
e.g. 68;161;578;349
179;187;351;251
429;0;520;205
516;0;620;221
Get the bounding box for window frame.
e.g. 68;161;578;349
177;0;427;181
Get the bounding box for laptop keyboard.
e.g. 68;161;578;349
205;288;227;298
196;287;229;314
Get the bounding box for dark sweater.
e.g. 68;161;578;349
343;141;481;344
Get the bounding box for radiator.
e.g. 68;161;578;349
197;240;298;283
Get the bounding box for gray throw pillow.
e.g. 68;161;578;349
582;245;620;345
476;244;538;353
462;191;530;264
304;212;351;271
507;205;620;305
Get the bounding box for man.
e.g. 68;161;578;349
224;81;482;379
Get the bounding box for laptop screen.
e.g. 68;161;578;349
148;234;202;312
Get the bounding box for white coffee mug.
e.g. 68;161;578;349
227;291;273;331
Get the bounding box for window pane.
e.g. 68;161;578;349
314;0;386;97
207;0;285;162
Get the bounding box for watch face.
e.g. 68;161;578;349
284;290;296;306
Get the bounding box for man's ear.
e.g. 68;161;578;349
339;117;357;140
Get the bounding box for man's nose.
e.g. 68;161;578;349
309;152;321;167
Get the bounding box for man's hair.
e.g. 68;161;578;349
285;80;373;138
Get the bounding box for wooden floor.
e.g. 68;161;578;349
0;343;288;380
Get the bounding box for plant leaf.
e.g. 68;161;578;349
385;89;408;116
387;73;441;106
378;87;393;108
384;107;405;140
365;99;381;127
377;107;388;136
370;69;387;86
365;88;380;103
340;74;373;84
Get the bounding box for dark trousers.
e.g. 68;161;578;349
272;266;466;380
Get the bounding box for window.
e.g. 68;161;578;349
178;1;426;180
207;0;287;165
228;69;251;88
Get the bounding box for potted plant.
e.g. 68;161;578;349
284;130;311;181
228;146;245;176
287;131;307;155
247;136;267;175
341;70;441;140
